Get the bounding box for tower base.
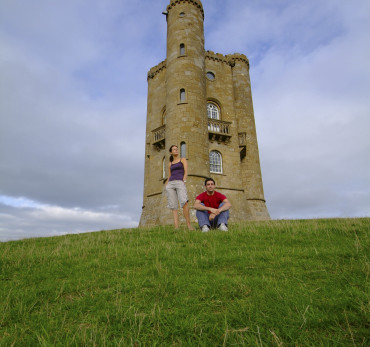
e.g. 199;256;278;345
139;183;270;228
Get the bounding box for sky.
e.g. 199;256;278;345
1;0;369;242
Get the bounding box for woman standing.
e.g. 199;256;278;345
165;145;193;230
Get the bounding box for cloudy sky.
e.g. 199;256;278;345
1;0;369;242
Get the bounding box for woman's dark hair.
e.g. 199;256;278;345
204;177;215;186
169;145;178;162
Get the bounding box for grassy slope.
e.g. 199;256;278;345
0;218;369;346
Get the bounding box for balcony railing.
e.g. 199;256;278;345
152;125;165;150
151;120;233;149
208;119;232;143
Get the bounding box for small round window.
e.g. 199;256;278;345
206;71;215;80
179;12;185;17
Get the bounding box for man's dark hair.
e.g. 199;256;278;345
204;177;215;186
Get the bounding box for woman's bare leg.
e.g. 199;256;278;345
183;203;194;230
172;209;179;229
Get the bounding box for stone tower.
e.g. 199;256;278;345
139;0;270;226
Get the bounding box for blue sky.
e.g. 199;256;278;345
1;0;369;241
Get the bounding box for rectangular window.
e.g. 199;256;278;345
180;88;186;102
180;43;185;55
180;142;186;158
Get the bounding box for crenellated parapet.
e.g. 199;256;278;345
206;51;250;69
147;60;167;80
166;0;204;19
226;53;250;69
205;50;229;64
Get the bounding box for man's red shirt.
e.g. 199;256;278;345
196;191;227;213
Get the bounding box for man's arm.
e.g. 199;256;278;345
193;199;218;214
207;198;231;216
217;198;231;213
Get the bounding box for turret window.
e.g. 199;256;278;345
207;103;220;120
180;88;186;102
179;43;185;56
210;151;222;173
180;141;186;158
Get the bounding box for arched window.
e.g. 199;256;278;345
210;151;222;173
162;157;166;179
179;43;185;56
162;108;166;125
207;103;220;120
180;141;186;158
180;88;186;102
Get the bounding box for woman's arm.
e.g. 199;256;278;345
182;158;188;182
166;162;171;185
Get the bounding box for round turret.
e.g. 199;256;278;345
158;0;209;224
166;0;204;18
229;52;266;204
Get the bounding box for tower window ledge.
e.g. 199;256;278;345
210;173;227;176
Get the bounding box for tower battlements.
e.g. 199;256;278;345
226;53;250;68
147;60;166;80
205;51;229;65
148;52;250;81
148;51;249;79
166;0;204;18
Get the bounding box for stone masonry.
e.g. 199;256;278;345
139;0;270;226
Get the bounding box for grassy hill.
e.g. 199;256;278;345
1;218;369;346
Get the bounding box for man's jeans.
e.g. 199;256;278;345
196;202;229;229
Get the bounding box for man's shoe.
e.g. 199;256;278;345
201;225;210;232
218;223;228;231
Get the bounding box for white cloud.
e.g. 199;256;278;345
0;198;137;242
250;0;370;219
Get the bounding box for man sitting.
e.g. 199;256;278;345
194;178;231;232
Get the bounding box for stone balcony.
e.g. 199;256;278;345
152;120;234;150
208;119;232;143
152;125;165;150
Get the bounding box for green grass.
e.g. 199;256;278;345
1;218;369;346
